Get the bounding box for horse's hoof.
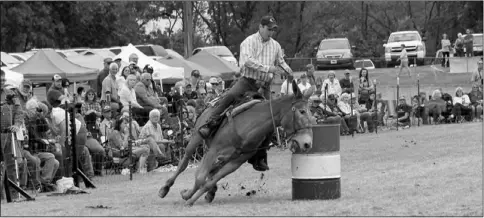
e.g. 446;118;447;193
158;186;170;198
185;201;194;207
180;189;190;201
205;192;215;203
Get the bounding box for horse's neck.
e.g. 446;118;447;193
257;97;294;127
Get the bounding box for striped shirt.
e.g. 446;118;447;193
239;32;290;82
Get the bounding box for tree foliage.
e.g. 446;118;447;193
1;1;482;59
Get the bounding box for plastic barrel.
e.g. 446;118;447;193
291;124;341;200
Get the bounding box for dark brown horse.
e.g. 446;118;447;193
158;80;314;206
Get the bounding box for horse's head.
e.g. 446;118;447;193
280;80;314;153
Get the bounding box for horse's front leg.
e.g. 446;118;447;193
180;149;215;201
185;152;253;206
159;134;203;199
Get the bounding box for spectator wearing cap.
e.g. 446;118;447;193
100;105;115;137
135;73;163;111
97;58;113;97
47;74;66;106
339;70;354;94
298;74;312;94
81;88;102;138
183;84;198;100
395;96;412;128
101;63;121;116
114;58;122;69
471;58;483;89
280;74;295;96
322;71;342;98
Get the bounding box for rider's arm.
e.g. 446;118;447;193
274;43;293;74
240;39;272;73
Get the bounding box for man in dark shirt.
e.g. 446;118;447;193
395;96;412;128
96;58;113;97
339;70;354;94
464;29;474;57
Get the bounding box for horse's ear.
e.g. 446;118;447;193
292;80;302;98
303;86;315;99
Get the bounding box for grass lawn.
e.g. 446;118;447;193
1;122;481;216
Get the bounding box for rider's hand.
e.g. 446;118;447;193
268;66;278;74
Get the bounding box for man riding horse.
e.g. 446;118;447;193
198;15;314;172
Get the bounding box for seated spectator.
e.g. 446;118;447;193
280;74;295;96
101;63;122;117
81;88;102;139
468;84;483;121
470;58;483;89
119;74;151;123
116;66;131;89
322;71;342;98
339;70;354;94
12;79;34;108
351;95;374;133
23;99;59;192
100;106;115;138
135;73;163;110
76;87;86;104
358;68;374;105
451;87;472;122
298;74;312;94
426;90;446;124
139;110;175;160
322;94;350;135
107;116;150;173
370;93;388;126
48;91;94;179
196;79;207;98
412;92;429;125
336;93;358;133
394;96;412;129
438;88;454;121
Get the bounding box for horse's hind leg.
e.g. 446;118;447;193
158;134;203;198
186;153;253;206
204;171;219;203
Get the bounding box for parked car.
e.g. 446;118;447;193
383;31;426;67
463;33;483;56
135;44;168;60
9;52;35;62
55;50;79;58
314;38;355;70
192;46;238;67
354;59;375;70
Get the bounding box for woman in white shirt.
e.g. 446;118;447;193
451;87;472;122
337;93;358;133
322;71;342;98
441;33;451;67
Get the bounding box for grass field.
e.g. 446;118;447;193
1;122;482;216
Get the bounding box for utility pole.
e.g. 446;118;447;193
183;1;193;58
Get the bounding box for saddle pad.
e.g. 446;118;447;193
228;100;263;118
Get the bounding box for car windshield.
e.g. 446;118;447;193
319;40;349;50
204;47;234;57
388;33;420;43
354;60;374;68
136;46;156;56
474;35;483;46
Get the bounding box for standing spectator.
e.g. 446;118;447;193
397;44;411;78
280;74;294;96
101;63;121;117
440;33;451;67
339;70;354;94
413;92;429;125
97;58;113;97
464;29;474;57
297;74;311;94
450;87;472;123
468;83;483;121
128;53;142;76
454;33;465;57
471;58;483;89
113;58;122;69
322;71;342;98
81;89;102;138
183;84;198;100
47;74;67;107
358;68;374;105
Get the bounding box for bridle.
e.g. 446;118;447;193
268;95;312;143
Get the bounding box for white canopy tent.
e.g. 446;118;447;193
113;44;184;84
1;67;24;88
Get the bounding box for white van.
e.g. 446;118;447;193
383;31;426;67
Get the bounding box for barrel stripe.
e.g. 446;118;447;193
291;153;341;179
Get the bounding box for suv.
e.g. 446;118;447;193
383;31;426;67
315;38;355;70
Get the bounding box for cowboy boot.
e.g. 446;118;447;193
251;149;269;171
198;115;221;139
